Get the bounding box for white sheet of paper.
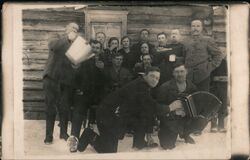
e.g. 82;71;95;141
65;36;92;65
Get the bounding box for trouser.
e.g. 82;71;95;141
132;124;148;149
91;121;119;153
43;77;60;139
210;82;228;129
71;92;89;138
58;84;73;137
195;76;210;92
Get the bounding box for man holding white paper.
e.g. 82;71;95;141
43;23;82;144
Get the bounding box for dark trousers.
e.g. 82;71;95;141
44;77;60;139
58;84;73;136
210;83;228;128
92;121;119;153
195;76;210;92
132;124;148;149
71;93;88;138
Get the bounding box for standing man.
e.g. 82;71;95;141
43;23;79;144
158;30;185;85
183;19;224;91
131;29;156;62
68;67;182;153
156;63;197;150
70;40;106;145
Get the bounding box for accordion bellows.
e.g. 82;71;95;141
181;91;222;119
65;36;93;65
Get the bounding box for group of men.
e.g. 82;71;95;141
43;18;228;153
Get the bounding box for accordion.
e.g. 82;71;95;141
180;91;222;120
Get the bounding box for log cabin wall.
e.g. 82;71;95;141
22;6;227;120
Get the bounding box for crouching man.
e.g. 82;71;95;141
67;66;183;153
156;62;197;150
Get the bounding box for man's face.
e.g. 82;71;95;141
140;30;149;42
112;55;123;67
141;43;149;54
170;30;181;43
110;40;119;49
191;20;203;36
173;65;187;83
91;43;101;54
142;55;152;66
122;38;130;48
157;34;167;46
144;71;160;88
67;30;78;41
96;33;105;44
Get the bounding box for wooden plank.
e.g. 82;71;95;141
213;6;227;16
23;30;64;41
127;15;192;25
23;63;45;71
23;70;44;81
23;59;47;65
127;6;193;16
23;90;45;102
128;23;190;30
213;16;226;25
24;106;45;112
24;111;46;120
23;52;49;60
23;80;43;90
23;40;49;51
23;10;85;21
23;101;45;108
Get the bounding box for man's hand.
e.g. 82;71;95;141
95;61;104;69
169;100;183;111
71;63;81;69
175;108;186;117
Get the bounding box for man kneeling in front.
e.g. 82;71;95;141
67;66;183;153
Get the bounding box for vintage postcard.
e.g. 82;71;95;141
1;2;249;159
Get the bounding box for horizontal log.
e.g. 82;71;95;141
23;101;45;108
23;80;43;90
23;30;64;41
23;59;47;65
23;52;49;60
23;62;46;71
213;16;226;25
23;90;45;102
24;106;45;112
24;111;46;120
23;10;85;21
213;6;227;16
127;6;193;16
23;70;44;81
127;15;192;25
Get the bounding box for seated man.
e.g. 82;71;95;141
103;52;132;95
67;66;183;153
156;62;197;150
133;53;153;78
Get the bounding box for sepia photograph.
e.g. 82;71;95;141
8;2;250;160
20;3;231;158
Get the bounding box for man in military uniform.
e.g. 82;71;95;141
67;66;183;153
183;19;224;91
156;63;197;150
43;23;79;144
